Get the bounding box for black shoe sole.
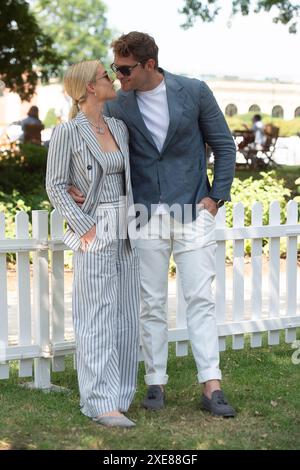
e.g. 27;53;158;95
142;403;165;411
201;405;236;418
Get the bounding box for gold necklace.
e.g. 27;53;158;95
87;119;107;134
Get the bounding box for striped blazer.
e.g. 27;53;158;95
46;111;135;250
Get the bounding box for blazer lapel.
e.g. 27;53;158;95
105;117;132;203
161;71;185;153
119;91;157;150
74;112;107;171
105;116;127;159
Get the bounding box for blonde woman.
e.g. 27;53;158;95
46;60;140;428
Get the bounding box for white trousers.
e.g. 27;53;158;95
136;209;222;385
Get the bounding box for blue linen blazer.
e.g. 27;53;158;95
105;69;236;220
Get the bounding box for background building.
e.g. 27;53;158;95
205;77;300;120
1;77;300;128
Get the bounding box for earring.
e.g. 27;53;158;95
94;92;97;96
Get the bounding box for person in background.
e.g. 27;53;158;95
238;114;266;150
15;106;44;144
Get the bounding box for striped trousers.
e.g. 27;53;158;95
72;235;140;417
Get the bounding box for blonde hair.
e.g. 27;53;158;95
63;60;99;120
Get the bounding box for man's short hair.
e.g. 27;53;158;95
111;31;159;69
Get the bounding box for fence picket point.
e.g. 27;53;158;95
268;201;281;345
232;203;245;350
0;212;9;379
32;210;51;389
251;202;263;348
16;211;33;377
285;200;298;343
50;211;66;372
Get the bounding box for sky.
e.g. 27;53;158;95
105;0;300;82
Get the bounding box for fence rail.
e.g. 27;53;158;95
0;201;299;389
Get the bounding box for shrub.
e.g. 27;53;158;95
19;143;48;172
0;145;47;195
43;108;57;129
227;170;291;259
169;170;292;273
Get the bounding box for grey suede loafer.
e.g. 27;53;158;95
201;390;236;417
142;385;165;411
94;415;136;428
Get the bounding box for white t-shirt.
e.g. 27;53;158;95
136;79;170;152
136;79;170;215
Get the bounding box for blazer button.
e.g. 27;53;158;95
87;165;92;170
158;156;163;161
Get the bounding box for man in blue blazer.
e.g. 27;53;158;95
71;32;236;417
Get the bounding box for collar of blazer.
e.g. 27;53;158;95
118;69;186;154
74;111;128;171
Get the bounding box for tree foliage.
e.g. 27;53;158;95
179;0;300;33
0;0;62;101
33;0;113;68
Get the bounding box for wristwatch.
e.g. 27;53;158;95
211;198;225;208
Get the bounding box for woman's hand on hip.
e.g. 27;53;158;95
80;225;96;251
68;185;85;207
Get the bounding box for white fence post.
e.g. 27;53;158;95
0;201;299;384
232;203;245;349
285;200;298;343
251;202;263;347
268;201;281;345
0;212;9;379
215;206;227;351
16;212;33;377
50;210;66;372
32;210;51;388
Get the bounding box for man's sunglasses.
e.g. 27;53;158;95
110;62;141;76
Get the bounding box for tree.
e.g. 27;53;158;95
33;0;113;68
0;0;62;101
179;0;300;33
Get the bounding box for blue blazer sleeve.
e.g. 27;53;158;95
198;81;236;201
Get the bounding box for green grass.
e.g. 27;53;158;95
1;336;300;450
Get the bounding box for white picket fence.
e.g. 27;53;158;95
0;201;299;389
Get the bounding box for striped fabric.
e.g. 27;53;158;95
46;112;140;417
46;112;136;250
100;149;125;203
73;231;140;416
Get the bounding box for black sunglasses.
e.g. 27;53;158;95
95;71;111;81
110;62;141;76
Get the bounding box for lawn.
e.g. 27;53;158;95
0;336;300;450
